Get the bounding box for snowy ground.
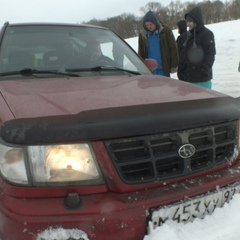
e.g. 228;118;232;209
15;20;240;240
144;194;240;240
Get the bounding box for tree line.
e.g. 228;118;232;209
82;0;240;39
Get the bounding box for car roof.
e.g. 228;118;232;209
3;21;108;30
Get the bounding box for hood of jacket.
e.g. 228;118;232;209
185;7;204;31
177;20;187;34
142;11;160;31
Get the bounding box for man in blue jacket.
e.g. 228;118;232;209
138;11;179;77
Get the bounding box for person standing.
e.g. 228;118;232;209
176;20;190;80
179;7;216;89
138;10;178;77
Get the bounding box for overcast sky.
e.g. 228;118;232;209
0;0;177;25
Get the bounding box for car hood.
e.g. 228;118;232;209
0;75;226;120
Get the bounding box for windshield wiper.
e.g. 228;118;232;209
66;66;141;75
0;68;80;77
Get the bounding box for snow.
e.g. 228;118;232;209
36;228;89;240
144;192;240;240
144;194;240;240
7;20;240;240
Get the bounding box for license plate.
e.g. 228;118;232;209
148;183;240;232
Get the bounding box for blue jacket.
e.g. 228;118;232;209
138;11;179;77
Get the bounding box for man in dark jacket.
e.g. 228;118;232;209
179;7;216;89
138;11;179;77
176;20;190;80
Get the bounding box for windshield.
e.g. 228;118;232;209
0;25;152;79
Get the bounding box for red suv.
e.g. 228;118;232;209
0;22;240;240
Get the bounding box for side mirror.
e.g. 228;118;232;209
236;97;240;105
145;58;158;71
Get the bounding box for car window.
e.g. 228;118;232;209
0;25;152;79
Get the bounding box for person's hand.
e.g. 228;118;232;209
170;68;177;74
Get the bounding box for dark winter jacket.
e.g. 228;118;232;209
176;20;190;80
176;20;190;54
179;7;216;83
138;11;179;77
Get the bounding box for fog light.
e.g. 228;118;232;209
64;193;82;209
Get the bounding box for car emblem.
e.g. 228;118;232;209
178;144;195;158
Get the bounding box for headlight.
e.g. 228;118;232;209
238;120;240;149
0;145;27;184
29;144;100;183
0;142;102;186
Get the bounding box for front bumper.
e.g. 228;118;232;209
1;159;240;240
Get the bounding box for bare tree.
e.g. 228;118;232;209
212;0;225;22
228;0;240;19
197;1;213;24
117;13;141;38
83;0;239;38
222;1;232;20
139;1;163;14
166;1;187;28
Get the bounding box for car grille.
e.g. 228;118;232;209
104;121;238;184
